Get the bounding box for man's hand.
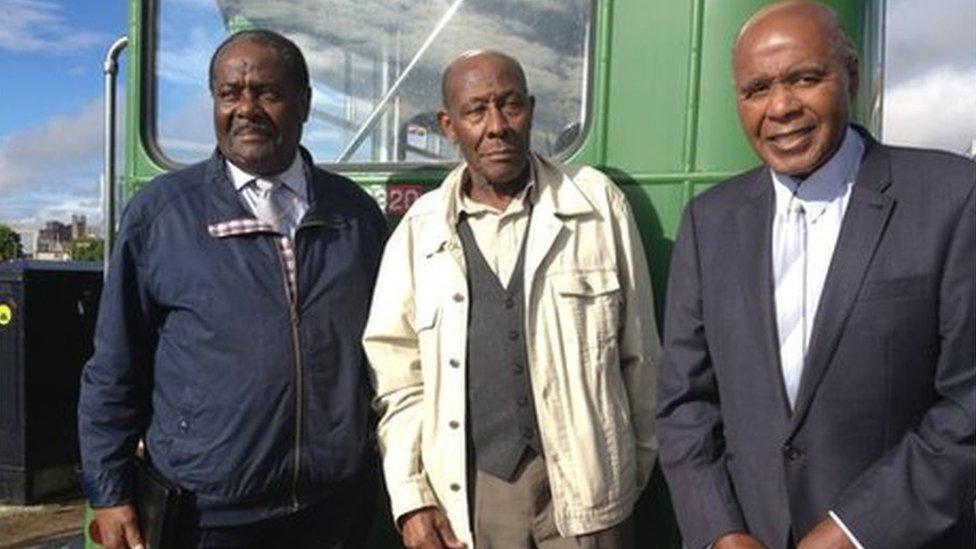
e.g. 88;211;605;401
797;518;855;549
714;532;768;549
91;505;144;549
399;506;466;549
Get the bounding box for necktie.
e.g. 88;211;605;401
251;178;285;233
774;196;807;410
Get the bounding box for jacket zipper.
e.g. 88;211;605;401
271;234;304;511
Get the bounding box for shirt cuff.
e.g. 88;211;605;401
828;510;866;549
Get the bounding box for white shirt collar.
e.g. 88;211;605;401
771;127;864;217
226;153;308;201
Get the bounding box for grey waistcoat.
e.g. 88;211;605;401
457;213;542;481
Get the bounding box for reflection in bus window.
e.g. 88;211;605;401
156;0;592;167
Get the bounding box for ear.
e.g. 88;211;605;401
301;86;312;123
846;60;860;100
437;109;457;143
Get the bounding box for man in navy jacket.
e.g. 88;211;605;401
79;30;386;548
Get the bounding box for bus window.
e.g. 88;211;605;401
154;0;593;168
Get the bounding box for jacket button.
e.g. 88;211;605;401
450;483;461;492
449;358;460;368
452;293;464;302
517;396;529;407
504;297;515;309
178;420;188;432
449;420;460;429
783;444;802;461
512;363;524;374
508;330;519;340
522;426;534;439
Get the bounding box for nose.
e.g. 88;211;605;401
236;90;261;119
485;104;510;137
766;83;802;120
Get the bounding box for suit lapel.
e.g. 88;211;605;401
736;170;794;417
788;136;894;433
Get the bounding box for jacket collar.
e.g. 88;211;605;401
205;146;346;237
419;152;594;257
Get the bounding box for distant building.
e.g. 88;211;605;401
71;215;88;240
35;221;72;260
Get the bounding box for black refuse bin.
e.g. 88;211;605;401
0;260;102;504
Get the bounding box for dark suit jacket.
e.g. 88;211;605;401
657;129;975;549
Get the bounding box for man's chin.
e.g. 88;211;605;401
227;148;289;175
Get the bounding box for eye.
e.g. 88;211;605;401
502;98;525;115
216;87;240;101
463;104;487;119
741;82;769;100
794;73;822;87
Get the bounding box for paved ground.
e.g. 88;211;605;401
0;500;85;549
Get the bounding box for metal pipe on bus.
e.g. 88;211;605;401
336;0;467;162
102;35;128;276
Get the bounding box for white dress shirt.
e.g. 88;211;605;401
226;154;309;239
771;127;866;549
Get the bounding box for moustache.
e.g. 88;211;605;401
231;122;275;137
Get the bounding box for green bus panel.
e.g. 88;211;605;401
602;1;692;173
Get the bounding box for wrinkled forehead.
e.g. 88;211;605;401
446;54;527;102
735;17;838;73
214;40;285;79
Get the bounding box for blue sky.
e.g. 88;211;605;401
1;0;974;250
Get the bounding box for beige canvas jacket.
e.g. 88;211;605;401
363;154;660;546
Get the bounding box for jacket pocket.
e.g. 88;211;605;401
554;270;622;349
414;300;440;332
857;274;930;302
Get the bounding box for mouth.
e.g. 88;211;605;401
232;125;274;142
765;126;815;150
482;149;520;161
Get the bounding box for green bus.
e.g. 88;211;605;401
88;0;885;546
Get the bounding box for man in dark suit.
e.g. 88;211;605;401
656;2;975;548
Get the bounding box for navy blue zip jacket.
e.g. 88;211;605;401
78;148;387;526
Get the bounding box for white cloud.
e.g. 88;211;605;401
886;0;976;87
0;0;107;52
0;97;117;231
884;67;976;154
158;24;221;86
0;98;103;189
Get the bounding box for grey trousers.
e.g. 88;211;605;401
472;454;634;549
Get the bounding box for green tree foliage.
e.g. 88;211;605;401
69;237;105;262
0;225;23;262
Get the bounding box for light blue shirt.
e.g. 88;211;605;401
771;127;865;362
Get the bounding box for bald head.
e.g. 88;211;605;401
441;50;528;110
735;1;857;74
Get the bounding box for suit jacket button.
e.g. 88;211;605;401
783;444;802;461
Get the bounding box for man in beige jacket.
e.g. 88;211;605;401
363;51;659;549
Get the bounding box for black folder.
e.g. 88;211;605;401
132;457;183;548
